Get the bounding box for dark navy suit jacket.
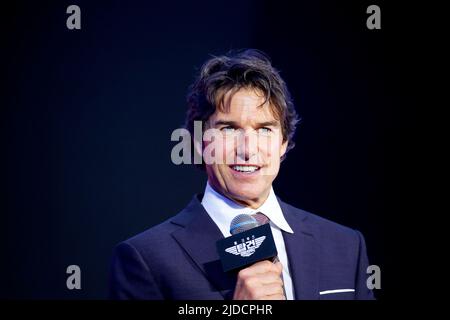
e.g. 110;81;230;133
109;194;374;300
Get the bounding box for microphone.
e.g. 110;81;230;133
216;213;278;272
217;213;287;299
230;214;281;265
229;214;260;235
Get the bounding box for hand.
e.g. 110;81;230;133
233;260;285;300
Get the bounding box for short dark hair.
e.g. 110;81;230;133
185;49;300;165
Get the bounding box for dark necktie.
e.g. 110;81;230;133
252;211;269;225
251;212;286;299
251;212;277;263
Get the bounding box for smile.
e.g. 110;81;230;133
229;165;261;173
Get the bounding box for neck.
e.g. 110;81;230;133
208;182;271;209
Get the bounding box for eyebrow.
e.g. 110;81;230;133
214;120;280;127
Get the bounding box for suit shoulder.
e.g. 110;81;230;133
282;201;360;240
118;213;182;253
283;201;365;263
115;195;201;254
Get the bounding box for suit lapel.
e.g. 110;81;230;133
170;194;237;299
279;200;320;300
169;194;320;300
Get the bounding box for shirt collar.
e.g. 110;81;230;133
201;181;294;237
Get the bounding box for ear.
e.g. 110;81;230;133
193;136;203;161
192;121;205;164
280;139;288;158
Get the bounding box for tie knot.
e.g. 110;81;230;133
252;212;269;225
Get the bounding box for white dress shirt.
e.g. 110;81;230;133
201;182;295;300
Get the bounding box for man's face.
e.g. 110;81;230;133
203;88;288;208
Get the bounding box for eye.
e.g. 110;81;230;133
220;126;236;133
258;127;272;134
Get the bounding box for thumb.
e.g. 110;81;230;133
275;261;283;273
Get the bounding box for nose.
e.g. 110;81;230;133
236;130;258;162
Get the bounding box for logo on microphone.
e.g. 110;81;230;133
225;235;266;257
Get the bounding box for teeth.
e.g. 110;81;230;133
231;165;259;173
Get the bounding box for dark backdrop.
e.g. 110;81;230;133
1;0;415;300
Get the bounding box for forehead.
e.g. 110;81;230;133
213;88;279;123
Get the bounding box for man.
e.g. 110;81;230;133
109;49;374;300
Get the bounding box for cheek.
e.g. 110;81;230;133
259;136;283;160
222;135;237;163
203;132;231;165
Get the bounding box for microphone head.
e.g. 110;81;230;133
230;214;259;235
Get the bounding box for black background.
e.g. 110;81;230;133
1;0;421;300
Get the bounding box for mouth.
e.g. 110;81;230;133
229;164;262;174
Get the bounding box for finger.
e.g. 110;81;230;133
252;272;284;286
261;282;284;297
262;293;286;300
241;281;284;300
240;260;278;276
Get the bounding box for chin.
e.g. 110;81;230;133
228;185;266;203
